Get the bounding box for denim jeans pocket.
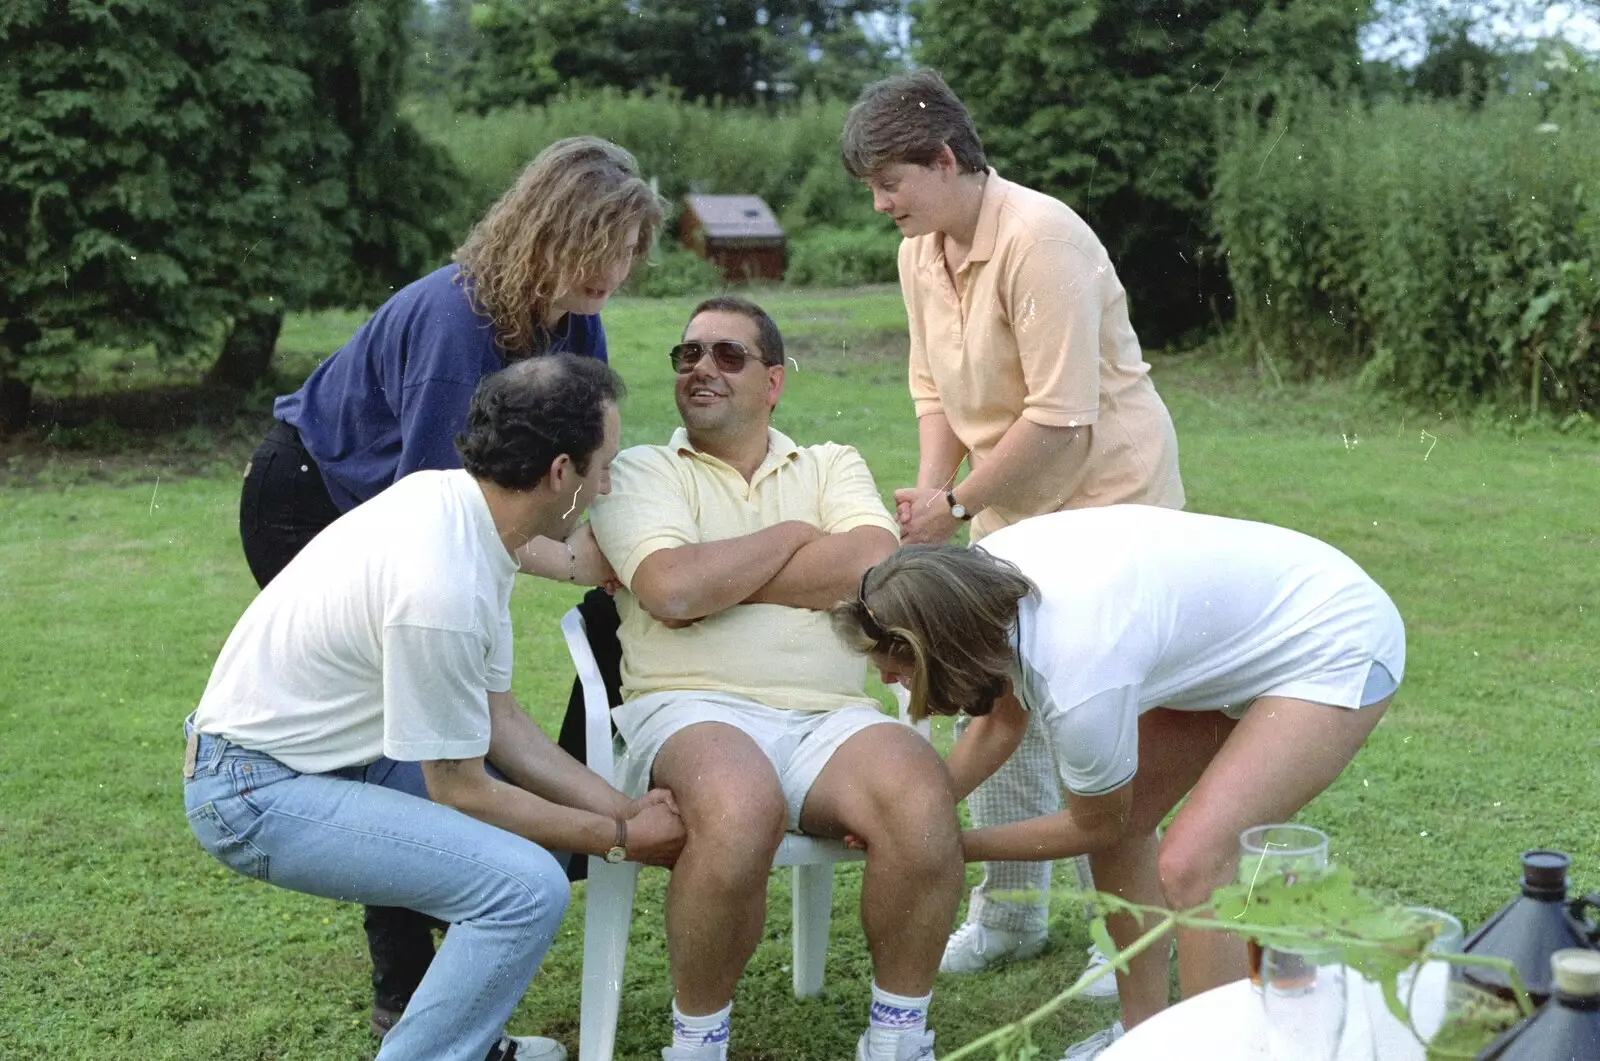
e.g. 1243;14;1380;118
231;756;298;816
186;800;271;880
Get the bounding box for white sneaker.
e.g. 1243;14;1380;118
1060;1022;1124;1061
939;921;1048;974
1072;944;1120;1001
660;1045;724;1061
856;1029;936;1061
498;1035;566;1061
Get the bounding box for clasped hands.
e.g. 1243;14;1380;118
893;486;963;545
618;788;685;867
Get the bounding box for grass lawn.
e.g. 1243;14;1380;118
2;286;1597;1060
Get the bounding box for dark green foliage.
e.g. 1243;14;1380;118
785;226;901;286
412;89;901;295
623;246;729;297
0;0;458;426
408;89;880;238
911;0;1369;344
1212;86;1600;415
1410;20;1503;103
453;0;902;110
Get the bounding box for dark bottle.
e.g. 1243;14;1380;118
1476;949;1600;1060
1460;850;1598;1005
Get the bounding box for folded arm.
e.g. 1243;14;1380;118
743;525;898;611
627;519;820;622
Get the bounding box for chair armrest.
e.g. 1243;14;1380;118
561;607;618;784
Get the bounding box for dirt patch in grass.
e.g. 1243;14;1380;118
783;329;906;375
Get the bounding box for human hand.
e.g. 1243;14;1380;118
652;614;701;630
892;487;962;545
624;801;686;867
842;833;867;852
628;787;679;818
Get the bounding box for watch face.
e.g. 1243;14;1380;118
604;846;627;864
951;504;967;519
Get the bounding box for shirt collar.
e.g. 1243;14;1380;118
966;167;1006;267
668;426;801;483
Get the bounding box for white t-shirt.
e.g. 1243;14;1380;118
193;470;519;773
981;507;1406;796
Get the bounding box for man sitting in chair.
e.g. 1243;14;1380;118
587;296;963;1061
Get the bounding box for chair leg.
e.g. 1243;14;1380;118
580;857;642;1061
791;862;834;998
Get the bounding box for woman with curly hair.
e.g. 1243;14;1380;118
236;136;661;1061
242;135;661;590
832;506;1405;1061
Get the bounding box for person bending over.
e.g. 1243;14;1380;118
834;506;1404;1060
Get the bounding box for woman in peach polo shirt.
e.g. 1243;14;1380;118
840;67;1185;1045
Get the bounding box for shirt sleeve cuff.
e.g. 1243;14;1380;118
383;736;492;762
617;535;692;587
1021;405;1099;429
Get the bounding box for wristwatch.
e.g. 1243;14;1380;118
946;490;973;521
604;818;628;864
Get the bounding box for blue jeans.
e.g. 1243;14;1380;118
183;730;570;1061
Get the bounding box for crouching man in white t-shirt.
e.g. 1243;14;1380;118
183;355;685;1061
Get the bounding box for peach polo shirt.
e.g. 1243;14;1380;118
899;169;1184;540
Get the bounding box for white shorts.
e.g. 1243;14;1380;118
611;691;900;831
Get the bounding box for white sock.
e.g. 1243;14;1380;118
865;981;931;1061
671;999;731;1057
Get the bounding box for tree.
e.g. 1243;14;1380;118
208;0;462;387
456;0;902;109
911;0;1370;344
0;0;458;430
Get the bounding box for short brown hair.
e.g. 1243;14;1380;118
841;69;988;181
687;295;785;367
456;136;664;358
830;544;1034;721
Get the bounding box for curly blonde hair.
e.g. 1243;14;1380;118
456;136;663;358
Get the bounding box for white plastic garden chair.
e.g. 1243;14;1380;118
560;605;923;1061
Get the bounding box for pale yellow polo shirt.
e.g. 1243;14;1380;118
900;170;1184;540
588;427;898;713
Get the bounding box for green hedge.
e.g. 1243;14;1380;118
1213;91;1600;415
785;226;900;287
406;88;881;238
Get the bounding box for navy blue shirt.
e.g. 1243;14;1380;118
275;264;607;512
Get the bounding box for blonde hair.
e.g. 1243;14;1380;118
455;136;663;358
829;545;1035;721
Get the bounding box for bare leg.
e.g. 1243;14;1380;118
799;724;963;995
1086;709;1235;1029
1088;831;1166;1023
1156;695;1391;999
651;722;787;1014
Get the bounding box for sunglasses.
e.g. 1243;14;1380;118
669;340;769;375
